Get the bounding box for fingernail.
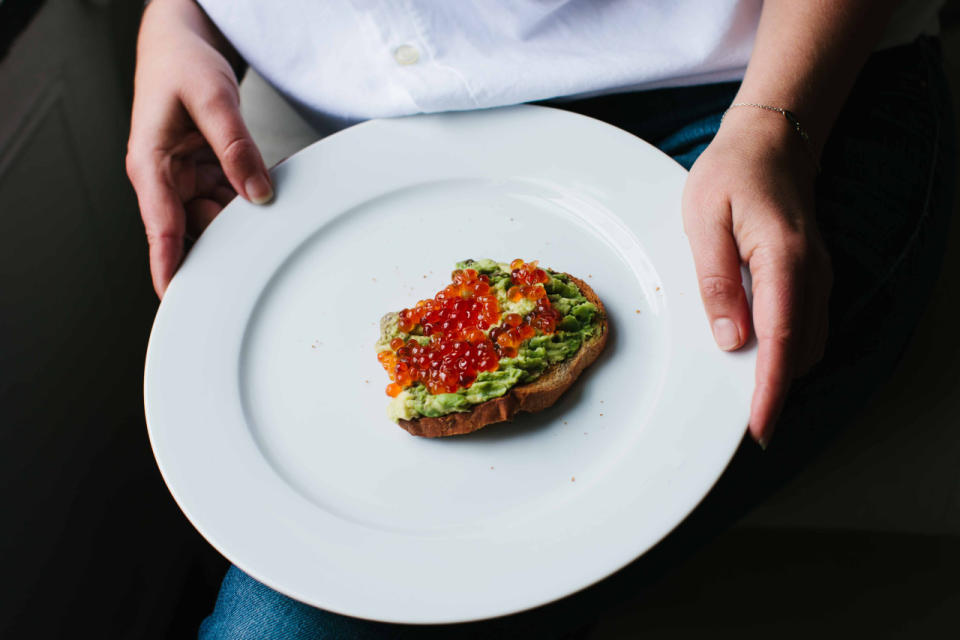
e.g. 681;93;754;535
245;173;274;204
712;317;740;350
757;426;775;450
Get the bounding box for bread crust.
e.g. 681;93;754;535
397;274;607;437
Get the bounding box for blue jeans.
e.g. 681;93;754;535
199;37;956;639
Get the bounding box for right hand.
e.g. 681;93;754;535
125;0;272;298
681;107;832;448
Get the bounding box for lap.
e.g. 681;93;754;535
200;37;955;639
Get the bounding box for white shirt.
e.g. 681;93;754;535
199;1;943;127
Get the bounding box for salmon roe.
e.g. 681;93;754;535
379;261;564;396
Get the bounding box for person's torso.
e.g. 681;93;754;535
199;0;944;125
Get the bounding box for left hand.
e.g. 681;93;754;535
681;107;833;447
125;0;272;298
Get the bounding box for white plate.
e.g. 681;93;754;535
145;105;755;624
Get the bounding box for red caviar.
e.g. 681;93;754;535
379;260;564;396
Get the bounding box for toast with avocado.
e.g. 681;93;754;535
375;259;607;437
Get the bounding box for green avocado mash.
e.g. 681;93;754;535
380;259;601;422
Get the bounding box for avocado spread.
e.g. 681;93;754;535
379;259;601;422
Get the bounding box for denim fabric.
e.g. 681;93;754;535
199;37;956;640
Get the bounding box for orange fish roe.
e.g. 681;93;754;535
379;260;564;396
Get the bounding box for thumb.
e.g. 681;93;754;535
683;205;751;352
181;78;273;205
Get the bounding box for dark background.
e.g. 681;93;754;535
0;2;222;637
1;2;959;638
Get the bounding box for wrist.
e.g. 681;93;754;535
144;0;247;81
716;104;821;176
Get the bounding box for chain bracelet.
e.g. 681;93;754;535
721;103;821;173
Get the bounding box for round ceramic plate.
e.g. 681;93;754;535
145;105;756;624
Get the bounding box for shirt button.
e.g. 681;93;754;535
393;44;420;66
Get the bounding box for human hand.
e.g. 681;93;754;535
681;107;832;447
125;0;272;298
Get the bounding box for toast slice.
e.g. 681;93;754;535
397;275;607;437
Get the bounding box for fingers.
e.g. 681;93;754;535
683;200;752;352
750;331;793;449
211;185;238;208
797;244;833;374
179;75;273;204
746;244;803;447
184;160;234;236
127;0;267;300
186;198;225;237
795;275;827;375
194;160;230;196
681;124;832;450
745;233;831;447
184;156;235;235
126;154;186;298
683;173;830;449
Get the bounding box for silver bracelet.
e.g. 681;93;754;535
721;103;821;173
